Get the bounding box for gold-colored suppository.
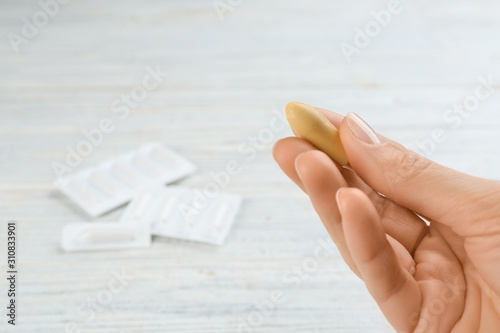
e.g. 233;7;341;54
285;102;348;166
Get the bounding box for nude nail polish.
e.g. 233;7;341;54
345;113;382;145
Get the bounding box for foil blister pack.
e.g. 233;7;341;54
55;142;196;217
121;186;242;246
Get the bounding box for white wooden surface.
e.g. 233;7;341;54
1;0;500;332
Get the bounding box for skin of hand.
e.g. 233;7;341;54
273;108;500;333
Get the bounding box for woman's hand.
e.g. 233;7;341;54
273;108;500;332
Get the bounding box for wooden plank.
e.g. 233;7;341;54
1;0;500;332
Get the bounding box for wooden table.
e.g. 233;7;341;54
1;1;500;332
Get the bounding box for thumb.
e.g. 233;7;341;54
338;112;500;233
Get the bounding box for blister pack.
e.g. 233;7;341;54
55;142;196;217
120;186;242;245
61;220;151;252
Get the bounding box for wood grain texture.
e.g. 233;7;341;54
1;0;500;332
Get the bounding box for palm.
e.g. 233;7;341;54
409;221;499;332
406;223;466;331
273;136;500;332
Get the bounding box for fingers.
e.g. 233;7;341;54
294;150;360;276
337;188;421;333
337;112;500;233
337;166;428;255
387;234;416;276
273;137;316;192
274;137;428;255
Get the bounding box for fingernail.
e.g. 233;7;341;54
345;113;382;145
294;153;305;180
335;187;347;215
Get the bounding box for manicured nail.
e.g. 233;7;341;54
294;153;305;180
345;113;382;145
335;187;347;215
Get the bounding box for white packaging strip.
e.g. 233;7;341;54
61;221;151;252
54;142;197;217
120;186;242;245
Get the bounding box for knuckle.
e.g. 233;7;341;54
387;148;432;189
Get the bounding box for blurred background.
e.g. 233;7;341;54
1;0;500;332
